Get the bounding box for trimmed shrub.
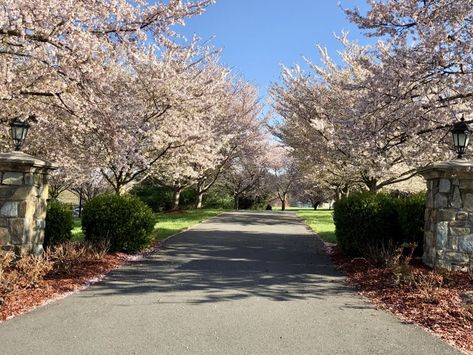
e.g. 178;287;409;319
333;192;400;258
333;192;425;261
44;200;74;247
82;194;156;252
396;192;425;249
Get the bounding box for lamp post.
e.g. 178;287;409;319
10;117;31;151
451;117;471;159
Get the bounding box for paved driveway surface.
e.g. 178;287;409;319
0;212;460;354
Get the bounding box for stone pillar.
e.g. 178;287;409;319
0;151;57;256
419;160;473;270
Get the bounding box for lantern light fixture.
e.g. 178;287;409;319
10;117;31;152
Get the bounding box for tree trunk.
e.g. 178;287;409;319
365;179;378;193
341;184;351;198
233;194;240;210
78;193;83;218
172;188;181;210
312;202;319;210
334;187;341;202
195;192;204;209
281;193;287;211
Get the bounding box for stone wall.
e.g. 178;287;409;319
0;152;56;255
420;160;473;270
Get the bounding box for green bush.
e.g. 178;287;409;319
396;192;425;250
130;183;173;212
82;194;156;252
44;200;74;246
202;188;233;209
236;194;272;210
333;192;425;260
131;182;197;211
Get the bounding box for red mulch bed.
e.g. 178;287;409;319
330;247;473;354
0;253;127;322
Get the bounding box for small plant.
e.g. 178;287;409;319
82;240;109;260
82;194;156;252
44;200;74;246
386;243;417;286
0;251;14;280
413;271;444;304
46;241;109;275
10;254;53;289
365;240;396;266
0;251;15;301
464;247;473;280
47;242;90;275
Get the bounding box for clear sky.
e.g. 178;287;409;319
175;0;371;98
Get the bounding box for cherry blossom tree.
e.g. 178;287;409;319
272;1;473;194
271;38;451;192
343;0;473;154
345;0;472;112
0;0;213;115
294;179;334;210
223;139;270;210
0;0;227;202
192;82;262;208
146;63;259;210
266;147;299;211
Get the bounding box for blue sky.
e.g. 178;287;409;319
175;0;371;98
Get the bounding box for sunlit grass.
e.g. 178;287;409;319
71;217;83;241
293;209;336;244
152;209;225;240
70;209;225;243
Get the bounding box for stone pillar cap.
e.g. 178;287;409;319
418;159;473;178
0;151;58;169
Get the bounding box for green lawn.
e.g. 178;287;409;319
152;209;225;240
70;209;225;243
71;217;83;241
294;209;337;244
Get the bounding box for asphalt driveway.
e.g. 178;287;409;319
0;212;460;354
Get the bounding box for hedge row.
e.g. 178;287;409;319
333;192;425;260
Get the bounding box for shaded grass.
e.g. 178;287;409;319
152;209;225;240
294;209;336;244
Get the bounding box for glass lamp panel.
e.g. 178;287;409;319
14;127;24;140
458;132;468;147
453;133;459;147
20;127;28;140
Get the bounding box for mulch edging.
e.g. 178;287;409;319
0;239;167;322
329;246;473;354
0;253;127;322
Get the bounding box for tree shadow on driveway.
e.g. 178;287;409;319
79;212;365;306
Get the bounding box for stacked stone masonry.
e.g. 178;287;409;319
420;160;473;270
0;152;56;256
